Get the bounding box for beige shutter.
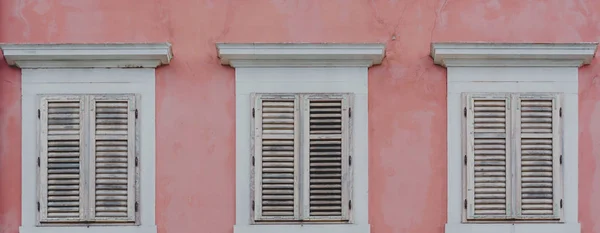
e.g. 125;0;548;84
302;94;351;221
514;94;561;220
39;96;86;223
252;94;300;221
464;94;512;220
89;95;137;222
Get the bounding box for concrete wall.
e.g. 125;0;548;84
0;1;599;233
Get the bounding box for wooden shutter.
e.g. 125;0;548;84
302;94;351;221
464;94;512;220
39;96;86;223
515;94;561;219
89;95;137;222
252;94;300;221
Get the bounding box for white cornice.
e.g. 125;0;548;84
431;42;598;67
0;43;173;68
216;43;386;67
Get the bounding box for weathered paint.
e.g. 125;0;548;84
0;1;599;233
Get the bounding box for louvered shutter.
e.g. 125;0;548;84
89;95;137;222
302;94;351;221
252;94;300;221
465;94;512;220
39;96;86;222
515;94;561;219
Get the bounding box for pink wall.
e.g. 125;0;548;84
0;1;599;233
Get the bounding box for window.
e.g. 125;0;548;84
217;43;385;233
252;93;352;223
39;95;138;225
464;93;562;221
1;43;172;233
432;42;598;233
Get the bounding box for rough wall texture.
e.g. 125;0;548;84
0;1;599;233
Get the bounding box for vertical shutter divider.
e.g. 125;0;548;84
552;95;563;219
301;95;310;220
89;96;97;221
341;95;351;221
464;94;476;219
39;97;50;222
126;96;137;221
252;95;264;221
249;94;258;220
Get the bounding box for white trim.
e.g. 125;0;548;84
1;43;172;68
21;69;157;233
232;66;369;233
217;43;385;67
431;42;597;67
445;223;580;233
435;42;584;233
19;226;156;233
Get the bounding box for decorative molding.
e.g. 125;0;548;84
216;43;385;67
431;42;598;67
1;43;172;68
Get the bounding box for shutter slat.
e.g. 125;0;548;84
516;96;561;219
90;96;136;222
303;96;350;221
466;95;511;219
40;97;85;223
254;95;300;221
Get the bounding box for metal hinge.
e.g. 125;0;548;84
349;108;352;118
559;107;562;117
135;202;139;212
252;156;255;166
37;109;40;119
252;108;255;118
135;157;139;166
37;157;40;167
560;199;563;208
349;200;352;210
464;155;467;165
135;109;138;119
349;156;352;166
37;202;40;211
464;199;467;209
560;155;563;164
463;107;467;117
252;201;255;211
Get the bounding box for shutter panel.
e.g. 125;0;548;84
89;95;136;222
515;94;561;219
39;96;86;222
252;94;300;221
302;94;351;221
465;94;512;220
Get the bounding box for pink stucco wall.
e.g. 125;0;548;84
0;1;599;233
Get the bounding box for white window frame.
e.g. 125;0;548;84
431;42;598;233
0;43;172;233
217;43;385;233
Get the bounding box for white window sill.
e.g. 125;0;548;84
20;225;157;233
234;224;370;233
445;223;580;233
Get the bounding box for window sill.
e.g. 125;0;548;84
20;225;157;233
234;224;370;233
445;223;580;233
